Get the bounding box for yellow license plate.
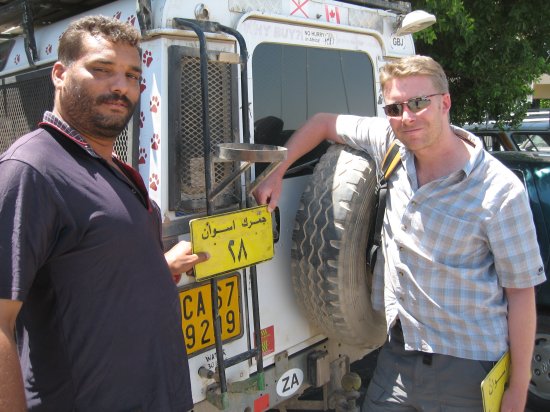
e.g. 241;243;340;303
190;205;274;280
179;274;242;355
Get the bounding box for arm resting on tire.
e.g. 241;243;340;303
253;113;343;211
0;298;25;411
501;286;536;412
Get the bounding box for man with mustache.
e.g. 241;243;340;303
254;55;546;411
0;16;207;411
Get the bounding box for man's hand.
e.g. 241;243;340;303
165;240;209;283
252;169;284;213
500;384;528;412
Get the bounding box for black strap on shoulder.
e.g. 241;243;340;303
367;141;401;268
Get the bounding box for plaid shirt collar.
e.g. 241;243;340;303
40;111;115;160
40;112;152;211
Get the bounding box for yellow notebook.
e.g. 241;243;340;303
480;351;510;412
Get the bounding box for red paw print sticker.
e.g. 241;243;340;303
150;96;159;113
142;50;153;67
127;15;137;26
14;54;20;65
138;147;148;164
139;111;145;128
113;11;122;20
151;134;160;150
45;44;53;55
140;77;147;93
149;174;159;191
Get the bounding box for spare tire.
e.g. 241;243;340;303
291;144;387;347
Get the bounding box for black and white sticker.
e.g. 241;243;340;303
276;368;304;398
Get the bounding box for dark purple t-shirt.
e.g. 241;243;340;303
0;125;192;411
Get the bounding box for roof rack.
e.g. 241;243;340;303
336;0;411;14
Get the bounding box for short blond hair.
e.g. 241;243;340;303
380;55;448;94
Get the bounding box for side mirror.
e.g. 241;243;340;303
394;10;436;37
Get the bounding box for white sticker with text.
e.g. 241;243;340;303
276;368;304;397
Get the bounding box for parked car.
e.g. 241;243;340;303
466;114;550;407
464;110;550;152
490;151;550;409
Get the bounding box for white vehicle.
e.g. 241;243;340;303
0;1;434;410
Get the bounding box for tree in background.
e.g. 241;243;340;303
410;0;550;126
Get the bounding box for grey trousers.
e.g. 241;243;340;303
362;322;495;412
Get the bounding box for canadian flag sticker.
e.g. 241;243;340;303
325;5;340;23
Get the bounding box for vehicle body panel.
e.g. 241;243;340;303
492;151;550;308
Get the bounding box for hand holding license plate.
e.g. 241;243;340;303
190;205;274;279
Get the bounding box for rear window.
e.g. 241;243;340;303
511;133;550;152
475;132;509;151
252;43;376;176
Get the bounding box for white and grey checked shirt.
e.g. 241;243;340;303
336;115;546;361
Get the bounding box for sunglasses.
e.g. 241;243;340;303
383;93;444;117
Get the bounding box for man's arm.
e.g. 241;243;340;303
253;113;343;211
0;298;26;412
500;286;536;412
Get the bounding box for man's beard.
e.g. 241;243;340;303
61;82;137;140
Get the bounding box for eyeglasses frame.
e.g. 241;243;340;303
383;93;445;117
